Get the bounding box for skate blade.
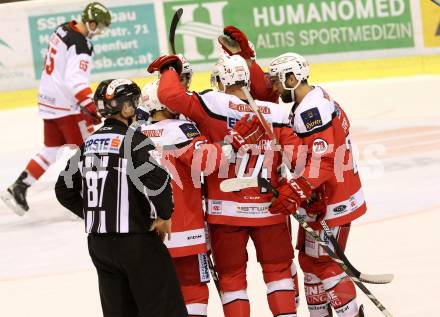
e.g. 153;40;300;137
0;190;27;216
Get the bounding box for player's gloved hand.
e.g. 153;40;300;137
269;177;313;215
227;114;266;151
301;189;326;216
81;103;101;125
220;26;255;59
147;55;183;75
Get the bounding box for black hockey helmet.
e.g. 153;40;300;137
95;79;141;118
94;78;114;104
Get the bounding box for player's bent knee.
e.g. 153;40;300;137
218;266;247;292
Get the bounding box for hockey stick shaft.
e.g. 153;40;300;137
292;211;393;316
207;254;221;293
240;87;393;316
201;173;222;296
320;219;393;284
259;178;392;316
220;176;393;284
241;87;276;140
169;8;183;54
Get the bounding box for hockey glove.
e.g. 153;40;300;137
269;177;313;215
147;55;182;75
220;26;255;59
81;102;101;125
227;114;267;151
301;189;326;217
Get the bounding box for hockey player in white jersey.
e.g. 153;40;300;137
1;2;111;215
135;80;230;317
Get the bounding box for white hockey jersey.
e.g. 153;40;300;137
38;21;94;119
158;70;301;226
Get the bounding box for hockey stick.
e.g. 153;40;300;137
200;173;222;296
169;8;183;54
320;218;394;284
221;176;394;284
207;253;221;293
241;87;275;140
237;86;393;316
241;177;392;316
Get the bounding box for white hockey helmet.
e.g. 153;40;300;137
140;80;167;114
269;53;310;91
211;54;250;91
177;54;193;88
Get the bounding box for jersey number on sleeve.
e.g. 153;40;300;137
44;46;57;75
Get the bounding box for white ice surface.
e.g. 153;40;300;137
1;76;439;316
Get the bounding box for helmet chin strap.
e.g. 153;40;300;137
281;74;301;103
85;21;102;39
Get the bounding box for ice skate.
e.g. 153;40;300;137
1;172;30;216
358;304;364;317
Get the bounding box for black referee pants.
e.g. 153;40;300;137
88;233;187;317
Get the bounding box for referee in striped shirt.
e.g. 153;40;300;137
55;79;187;317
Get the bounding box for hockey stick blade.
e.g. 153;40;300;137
320;219;393;284
220;177;280;197
227;177;394;284
220;177;258;192
239;83;393;315
169;8;183;54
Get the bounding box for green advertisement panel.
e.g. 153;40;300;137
164;0;414;63
29;3;159;79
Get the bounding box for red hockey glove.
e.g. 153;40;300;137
147;55;182;75
227;114;266;151
81;102;101;125
269;177;313;215
220;26;255;59
301;190;326;217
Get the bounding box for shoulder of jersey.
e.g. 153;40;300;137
254;99;290;126
141;119;200;147
195;90;233;121
56;22;93;56
293;87;336;137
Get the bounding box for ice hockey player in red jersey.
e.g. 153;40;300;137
267;53;366;317
135;79;228;317
263;53;366;317
222;27;367;316
1;2;111;215
148;53;301;317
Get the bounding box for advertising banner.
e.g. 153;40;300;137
420;0;440;47
28;3;159;79
164;0;415;64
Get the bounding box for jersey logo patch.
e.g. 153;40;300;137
312;138;329;154
300;107;322;131
84;133;124;154
179;123;200;139
142;129;163;138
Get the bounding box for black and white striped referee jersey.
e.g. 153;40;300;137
55;118;174;233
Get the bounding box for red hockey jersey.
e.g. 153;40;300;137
279;87;366;229
158;70;299;227
141;119;214;257
249;63;366;228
